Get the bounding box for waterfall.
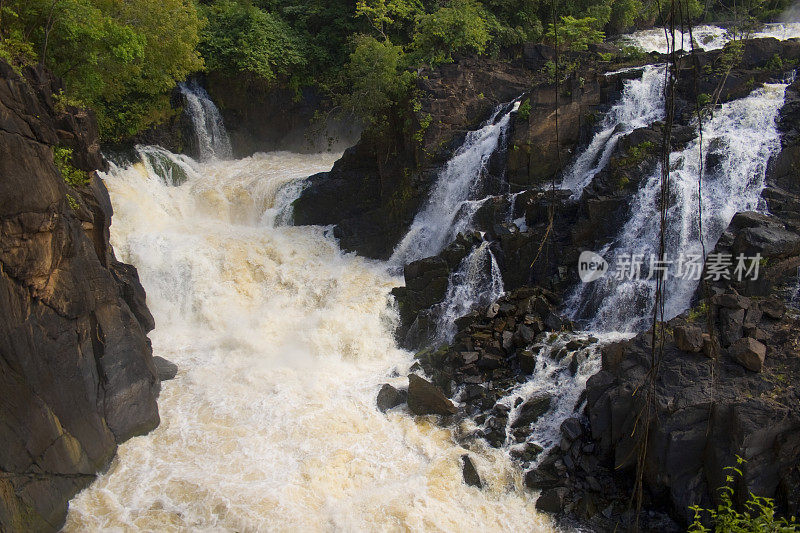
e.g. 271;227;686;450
179;80;233;161
567;82;787;331
389;101;520;267
623;22;800;54
64;147;550;531
435;241;505;342
560;64;667;195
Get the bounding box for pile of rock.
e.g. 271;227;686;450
532;288;800;527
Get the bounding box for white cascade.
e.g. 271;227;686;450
390;101;520;267
179;80;233;161
567;82;787;332
63;147;553;532
435;241;505;343
561;64;667;195
623;22;800;54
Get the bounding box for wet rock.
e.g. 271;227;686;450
512;395;552;428
518;349;537;374
719;308;745;347
461;455;483;488
407;375;457;416
569;351;588;375
536;487;568;513
729;337;767;372
674;325;704;353
525;466;559;490
561;417;584;442
153;356;178;381
376;384;407;412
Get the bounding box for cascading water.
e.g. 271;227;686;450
63;147;553;531
179;80;233;161
622;22;800;54
435;241;505;343
567;82;788;331
389;101;520;267
560;64;667;195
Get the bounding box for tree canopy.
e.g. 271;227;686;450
0;0;793;139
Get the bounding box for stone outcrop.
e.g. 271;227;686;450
0;61;159;531
205;72;361;156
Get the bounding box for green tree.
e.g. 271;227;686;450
409;0;494;66
200;1;307;83
545;15;606;51
355;0;422;40
0;0;203;139
338;34;415;125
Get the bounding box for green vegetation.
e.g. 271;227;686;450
518;99;532;121
1;0;203;140
688;301;710;322
0;0;793;140
621;141;655;165
54;147;90;187
545;16;605;51
65;193;80;211
689;457;799;532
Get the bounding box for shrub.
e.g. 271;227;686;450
54;147;90;187
689;457;799;532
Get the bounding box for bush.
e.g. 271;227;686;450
689;457;799;532
54;147;90;187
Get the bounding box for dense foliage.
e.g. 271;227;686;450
0;0;794;138
1;0;203;139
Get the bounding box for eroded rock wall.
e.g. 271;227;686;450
0;61;159;531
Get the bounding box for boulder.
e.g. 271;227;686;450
461;455;483;488
153;356;178;381
729;337;767;372
536;487;568;513
518;349;537;374
674;325;704;353
407;375;457;416
512;395;552;428
719;308;745;347
376;384;407;412
561;417;584;441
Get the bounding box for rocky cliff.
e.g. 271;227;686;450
0;62;159;531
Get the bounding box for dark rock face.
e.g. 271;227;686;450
406;375;456;416
205;72;361;156
0;62;159;530
575;291;800;525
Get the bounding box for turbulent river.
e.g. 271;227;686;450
63;150;551;531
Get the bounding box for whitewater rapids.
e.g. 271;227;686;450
63;150;551;532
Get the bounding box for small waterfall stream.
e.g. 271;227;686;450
560;64;666;195
390;101;520;267
179;80;233;161
435;241;505;343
